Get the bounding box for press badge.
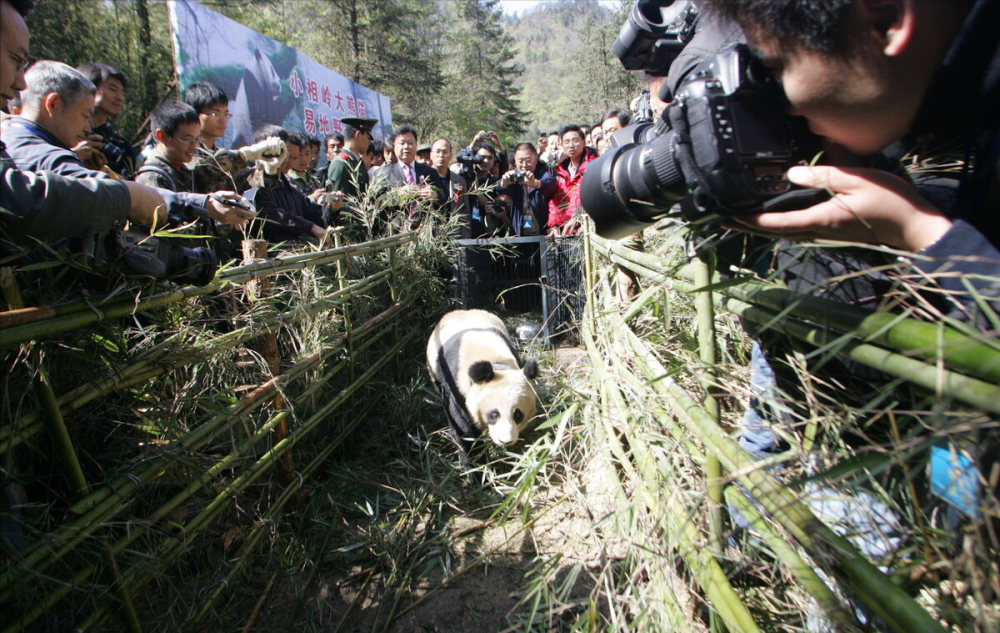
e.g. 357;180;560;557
930;442;980;518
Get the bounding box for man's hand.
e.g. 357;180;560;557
728;166;954;252
239;137;285;161
257;140;288;176
322;191;344;211
205;191;257;227
122;181;168;228
73;135;108;171
309;224;331;242
500;169;517;188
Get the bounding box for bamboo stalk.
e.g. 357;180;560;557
36;362;142;633
0;233;415;347
694;253;727;593
1;270;393;452
592;235;1000;383
1;301;410;602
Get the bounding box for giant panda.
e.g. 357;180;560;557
426;310;539;463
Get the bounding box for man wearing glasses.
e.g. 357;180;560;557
182;80;281;195
135;100;204;193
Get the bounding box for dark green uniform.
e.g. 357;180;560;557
326;149;368;203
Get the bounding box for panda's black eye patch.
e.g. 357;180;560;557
487;409;500;424
514;409;524;424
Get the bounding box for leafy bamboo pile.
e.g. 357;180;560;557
0;225;453;631
579;229;998;632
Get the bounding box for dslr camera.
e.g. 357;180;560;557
582;1;827;239
91;203;220;286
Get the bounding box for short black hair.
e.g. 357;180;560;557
324;132;344;145
472;142;496;157
559;124;583;140
602;109;631;128
287;132;310;149
699;0;854;52
392;124;418;143
513;142;537;155
307;135;321;149
369;139;384;154
151;100;200;138
253;124;290;144
342;121;368;140
5;0;35;18
184;81;228;113
77;62;128;90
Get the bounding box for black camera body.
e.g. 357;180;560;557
456;147;486;167
105;226;219;287
511;170;529;185
582;44;827;239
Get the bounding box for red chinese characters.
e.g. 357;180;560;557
304;107;316;134
306;78;319;104
318;113;331;136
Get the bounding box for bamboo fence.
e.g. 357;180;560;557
0;232;430;632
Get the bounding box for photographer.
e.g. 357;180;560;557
458;142;506;238
77;62;137;179
697;0;999;329
0;0;167;243
498;142;555;236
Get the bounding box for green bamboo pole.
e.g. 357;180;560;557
724;486;852;628
694;253;727;607
36;363;142;633
1;270;392;452
592;235;1000;383
592;241;1000;414
0;233;415;347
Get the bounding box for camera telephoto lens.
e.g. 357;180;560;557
581;131;686;239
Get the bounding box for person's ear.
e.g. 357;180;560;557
41;92;61;118
861;0;914;56
153;128;167;144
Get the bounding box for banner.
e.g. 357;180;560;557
166;0;393;150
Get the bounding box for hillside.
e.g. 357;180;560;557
503;0;638;137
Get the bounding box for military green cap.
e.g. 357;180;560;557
417;144;432;154
340;117;379;132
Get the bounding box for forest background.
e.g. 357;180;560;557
25;0;641;149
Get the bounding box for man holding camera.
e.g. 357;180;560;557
697;0;998;324
499;142;555;237
77;62;137;180
0;0;184;245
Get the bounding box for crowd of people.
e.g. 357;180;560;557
0;0;637;270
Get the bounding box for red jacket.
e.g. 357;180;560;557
547;148;598;228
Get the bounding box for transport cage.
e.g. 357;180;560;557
454;236;583;345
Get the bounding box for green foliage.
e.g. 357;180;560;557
503;0;641;138
25;0;175;145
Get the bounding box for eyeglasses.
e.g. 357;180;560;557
173;136;201;145
204;111;231;120
0;43;29;74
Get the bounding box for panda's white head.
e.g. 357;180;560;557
465;358;538;446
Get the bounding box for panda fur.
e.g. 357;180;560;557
426;310;538;462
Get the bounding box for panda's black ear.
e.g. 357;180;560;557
468;361;494;383
523;358;538;380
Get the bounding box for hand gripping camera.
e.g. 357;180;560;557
582;25;828;238
93;202;221;286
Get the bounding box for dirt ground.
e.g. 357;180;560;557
244;343;610;633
